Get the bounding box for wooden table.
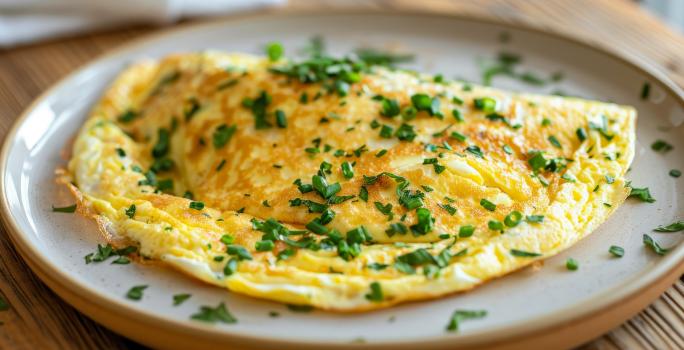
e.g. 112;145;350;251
1;1;683;349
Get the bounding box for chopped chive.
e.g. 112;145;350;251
480;198;496;212
341;161;354;179
189;201;205;210
52;204;77;213
450;131;467;142
266;42;284;61
576;128;587;142
525;215;544;223
504;211;522;227
566;258;578;271
548;135;562;149
641;82;651;100
643;234;669;256
213;124;237;149
255;240;275;252
609;245;624;258
465;145;484;158
458;225;475;238
510;249;541;257
670;169;681;178
488;220;504;232
275;110;287;128
654;220;684;232
375;149;388;158
651;140;673;153
446;310;487;332
502;144;513;154
452;109;464;122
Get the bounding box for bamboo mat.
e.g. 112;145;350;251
1;0;683;349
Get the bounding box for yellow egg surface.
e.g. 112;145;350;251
64;52;635;311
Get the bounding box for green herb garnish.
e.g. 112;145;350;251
126;285;148;301
609;245;624;258
654;220;684;232
365;282;384;302
52;204;77;213
643;234;669;255
191;302;237;323
446;310;487;332
566;258;578;271
510;249;542;257
189;201;205;210
479;198;496;212
213;124;237;149
173;293;191;306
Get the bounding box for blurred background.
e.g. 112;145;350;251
0;0;682;47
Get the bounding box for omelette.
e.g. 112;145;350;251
63;50;635;311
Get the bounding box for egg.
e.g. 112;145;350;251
63;52;635;311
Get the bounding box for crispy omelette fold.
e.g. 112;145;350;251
65;52;635;311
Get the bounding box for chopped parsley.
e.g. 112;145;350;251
446;310;487;332
191;302;237;324
341;161;354;179
173;293;191;306
609;245;624;258
126;285;148;301
52;204;77;213
365;282;384;302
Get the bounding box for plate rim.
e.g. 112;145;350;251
2;7;684;350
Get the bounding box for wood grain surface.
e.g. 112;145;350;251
1;1;683;349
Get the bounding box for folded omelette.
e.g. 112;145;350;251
64;51;635;311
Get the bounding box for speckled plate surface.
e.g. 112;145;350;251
2;10;683;350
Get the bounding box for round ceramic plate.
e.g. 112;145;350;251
2;10;684;350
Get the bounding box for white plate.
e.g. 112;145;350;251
2;10;684;350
